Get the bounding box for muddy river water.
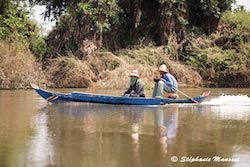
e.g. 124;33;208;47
0;88;250;167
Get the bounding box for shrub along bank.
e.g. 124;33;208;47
184;10;250;87
44;47;202;89
0;42;44;89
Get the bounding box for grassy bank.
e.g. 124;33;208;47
184;10;250;87
0;40;248;89
0;40;202;89
0;42;44;89
44;47;202;89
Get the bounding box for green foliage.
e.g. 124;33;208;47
29;0;77;20
96;51;120;70
0;0;19;15
118;47;167;66
159;0;188;39
220;10;250;33
163;36;179;60
29;35;47;58
185;9;250;87
211;10;250;51
188;0;234;34
77;0;122;33
29;0;235;52
200;0;222;18
44;0;123;57
0;0;46;57
186;42;250;87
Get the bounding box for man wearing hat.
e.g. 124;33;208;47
152;64;178;99
123;70;145;97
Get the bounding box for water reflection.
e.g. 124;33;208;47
39;103;250;167
39;103;180;166
27;111;55;167
124;110;144;167
153;106;179;156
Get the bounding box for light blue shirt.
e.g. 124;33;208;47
161;73;178;92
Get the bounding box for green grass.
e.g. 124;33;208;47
220;10;250;33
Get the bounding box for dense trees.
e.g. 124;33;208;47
188;0;235;34
0;0;46;57
29;0;235;58
1;0;235;57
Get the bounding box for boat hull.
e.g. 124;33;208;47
31;84;209;105
71;92;207;105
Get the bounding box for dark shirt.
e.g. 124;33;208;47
124;79;145;97
161;73;178;92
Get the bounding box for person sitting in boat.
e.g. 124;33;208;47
123;70;145;97
152;64;179;99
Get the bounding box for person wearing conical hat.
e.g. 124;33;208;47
152;64;178;99
123;70;145;97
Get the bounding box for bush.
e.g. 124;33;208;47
110;47;202;88
0;1;46;57
29;35;47;58
46;56;95;88
0;42;44;89
220;10;250;33
185;43;250;87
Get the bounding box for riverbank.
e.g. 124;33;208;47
0;6;249;89
0;42;44;89
43;46;202;89
0;40;249;89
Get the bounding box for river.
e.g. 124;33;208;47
0;88;250;167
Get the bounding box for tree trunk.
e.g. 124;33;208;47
98;26;103;49
207;16;211;35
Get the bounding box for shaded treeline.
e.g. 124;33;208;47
29;0;234;59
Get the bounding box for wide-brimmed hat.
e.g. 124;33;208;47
130;70;140;77
159;64;168;73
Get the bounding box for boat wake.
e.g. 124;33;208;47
202;95;250;106
201;95;250;120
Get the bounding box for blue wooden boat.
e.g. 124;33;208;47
31;83;210;105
